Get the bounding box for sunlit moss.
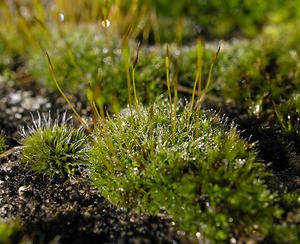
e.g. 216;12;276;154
89;101;282;241
20;113;89;177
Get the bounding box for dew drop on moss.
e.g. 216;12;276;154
59;13;65;22
101;19;111;28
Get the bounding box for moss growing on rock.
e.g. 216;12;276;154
89;102;282;241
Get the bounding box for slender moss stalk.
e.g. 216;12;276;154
197;44;221;108
165;45;177;140
195;38;204;137
122;38;133;122
132;41;142;119
172;69;178;142
187;38;204;128
148;104;154;149
88;86;102;123
196;38;204;103
60;34;104;123
165;46;172;114
42;48;90;132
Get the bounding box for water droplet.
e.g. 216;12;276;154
133;167;138;174
103;56;111;63
237;159;245;166
113;48;121;55
289;50;298;59
101;19;111;28
59;13;65;22
230;237;237;244
176;230;186;236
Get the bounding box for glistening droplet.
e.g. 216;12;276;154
59;13;65;22
101;19;111;28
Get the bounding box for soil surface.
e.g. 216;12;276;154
0;79;184;243
0;153;181;243
0;76;299;243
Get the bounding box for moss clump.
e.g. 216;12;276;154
89;102;281;241
266;193;300;243
20;113;89;177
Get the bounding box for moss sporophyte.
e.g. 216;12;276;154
88;102;282;241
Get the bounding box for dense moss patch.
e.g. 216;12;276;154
89;102;282;241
